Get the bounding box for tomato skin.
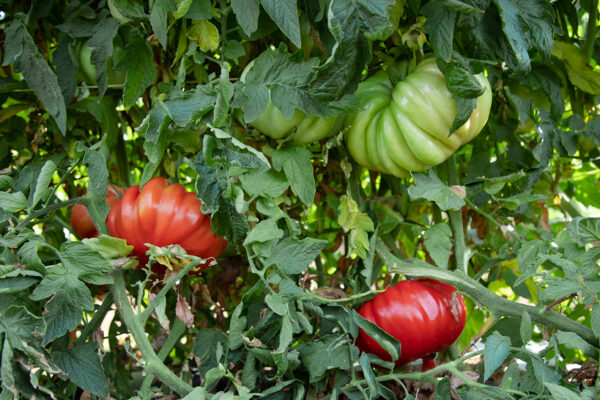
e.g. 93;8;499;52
75;42;126;86
356;278;467;366
240;61;343;145
106;177;227;273
346;58;492;177
70;185;125;239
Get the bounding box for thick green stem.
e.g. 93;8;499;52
315;255;326;287
140;318;187;392
139;258;203;324
583;0;599;61
115;130;130;187
15;197;88;231
378;250;597;345
444;155;467;273
75;292;114;345
112;270;193;396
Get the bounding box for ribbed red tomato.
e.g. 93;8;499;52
70;185;125;239
106;177;227;273
356;278;466;366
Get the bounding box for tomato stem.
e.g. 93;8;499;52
112;270;193;396
444;155;467;273
583;0;599;62
139;258;204;324
15;197;88;232
75;292;114;346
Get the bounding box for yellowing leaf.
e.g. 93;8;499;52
187;20;220;52
552;41;600;95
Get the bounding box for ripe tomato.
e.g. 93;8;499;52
356;278;467;366
70;185;125;239
106;177;227;273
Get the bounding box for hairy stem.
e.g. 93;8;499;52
139;258;203;324
379;251;597;345
112;270;193;396
140;318;187;392
583;0;599;62
444;155;467;273
16;197;88;231
75;292;114;345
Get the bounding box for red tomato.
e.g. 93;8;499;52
106;177;227;273
70;185;125;239
356;278;466;366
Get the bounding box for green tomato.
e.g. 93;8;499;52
345;58;492;178
76;42;126;86
240;61;343;145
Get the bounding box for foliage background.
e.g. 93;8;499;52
1;0;600;399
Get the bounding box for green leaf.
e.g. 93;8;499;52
590;307;600;338
423;223;452;269
552;41;600;95
567;217;600;245
228;304;247;350
192;329;227;375
30;264;95;344
540;278;581;301
0;191;27;212
150;0;173;49
240;170;289;198
408;170;465;211
162;85;217;127
520;311;532;344
53;342;109;398
434;376;452;400
422;2;455;63
187;20;220;52
28;160;56;212
78;144;110;231
3;15;66;134
483;332;511;381
266;293;289;316
244;218;284;245
81;235;134;260
114;36;157;108
543;383;581;400
297;335;353;383
223;40;246;59
231;0;260;36
338;195;374;232
352;310;401;362
266;237;328;275
213;65;233;128
140;106;170;164
272;147;315;206
553;332;598;358
109;0;146;20
497;190;548;210
358;352;378;399
85;17;120;97
278;313;294;352
0;306;45;345
260;0;301;48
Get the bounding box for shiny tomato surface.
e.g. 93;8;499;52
70;185;125;239
356;278;466;366
106;177;227;272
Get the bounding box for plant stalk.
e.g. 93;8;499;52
112;270;193;396
75;292;114;346
381;254;597;345
583;0;599;61
444;155;467;273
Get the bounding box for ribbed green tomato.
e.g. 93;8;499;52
345;58;492;178
240;62;343;145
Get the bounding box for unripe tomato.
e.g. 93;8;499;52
346;58;492;177
106;177;227;273
240;61;343;145
75;42;126;86
356;278;467;366
70;185;125;239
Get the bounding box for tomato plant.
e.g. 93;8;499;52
1;0;600;399
356;278;466;366
106;177;227;272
